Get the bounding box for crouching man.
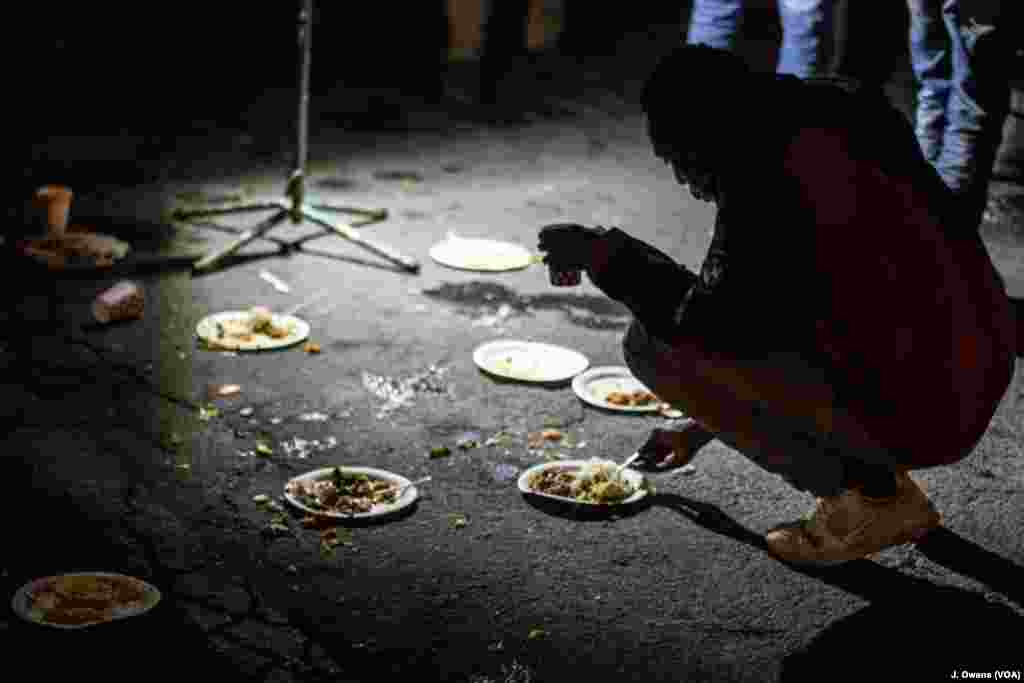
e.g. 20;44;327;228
538;45;1015;566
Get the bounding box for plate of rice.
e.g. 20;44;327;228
518;458;649;506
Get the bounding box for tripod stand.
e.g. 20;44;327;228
172;0;419;274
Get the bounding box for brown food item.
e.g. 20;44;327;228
630;390;659;405
606;389;659;406
529;470;576;498
304;342;321;354
606;391;632;406
93;281;145;323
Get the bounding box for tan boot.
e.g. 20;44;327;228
766;472;942;566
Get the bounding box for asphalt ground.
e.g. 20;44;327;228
3;18;1024;683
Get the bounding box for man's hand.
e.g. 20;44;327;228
537;223;608;272
633;420;714;471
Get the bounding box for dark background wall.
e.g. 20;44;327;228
8;2;686;134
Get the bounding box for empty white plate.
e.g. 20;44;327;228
473;339;589;383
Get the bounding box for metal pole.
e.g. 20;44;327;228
297;0;312;175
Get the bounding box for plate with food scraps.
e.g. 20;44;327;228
473;339;589;384
196;306;310;352
284;466;420;521
518;458;649;507
11;572;161;630
572;366;662;413
429;233;535;272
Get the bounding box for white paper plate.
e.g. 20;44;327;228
473;339;589;383
284;466;419;520
11;572;161;630
196;311;310;351
429;235;535;272
517;459;649;507
572;366;661;413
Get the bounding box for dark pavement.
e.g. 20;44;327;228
3;13;1024;683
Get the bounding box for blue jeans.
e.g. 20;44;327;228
907;0;1012;228
687;0;835;78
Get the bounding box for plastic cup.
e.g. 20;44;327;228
548;265;582;287
33;185;73;237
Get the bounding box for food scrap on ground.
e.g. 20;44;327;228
429;446;452;459
319;526;355;556
492;464;520;482
92;281;145;323
211;384;242;398
362;365;452;419
304;341;322;354
259;270;291;293
485;431;516;448
278;436;338;459
198;405;220;421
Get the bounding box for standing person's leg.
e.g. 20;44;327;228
686;0;745;51
937;1;1013;229
776;0;835;78
479;0;530;106
830;0;906;87
907;0;951;165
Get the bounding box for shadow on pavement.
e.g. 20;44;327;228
781;556;1024;679
520;491;653;522
914;526;1024;608
421;280;633;331
650;493;1024;677
183;219;421;277
649;493;769;551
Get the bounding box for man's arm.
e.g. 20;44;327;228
587;206;744;346
585;227;697;343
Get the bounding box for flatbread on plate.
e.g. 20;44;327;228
17;232;131;270
12;573;161;629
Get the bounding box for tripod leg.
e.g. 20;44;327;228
307;203;388;223
193;209;290;272
302;205;420;273
172;201;285;221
